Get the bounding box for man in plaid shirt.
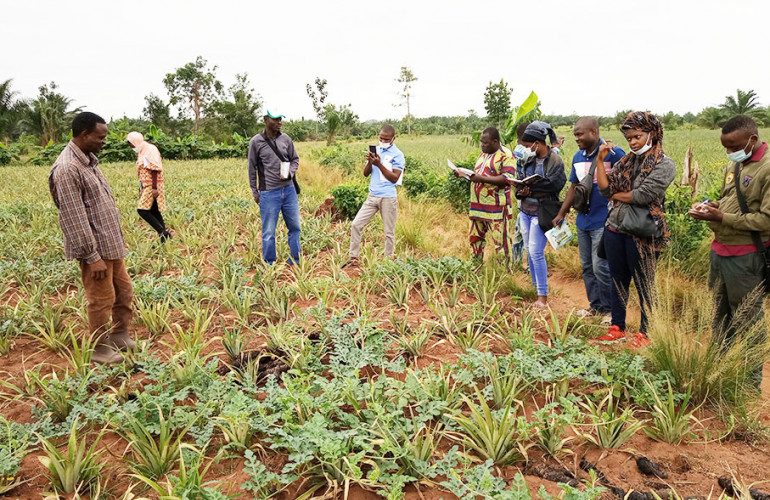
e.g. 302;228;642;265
49;112;135;364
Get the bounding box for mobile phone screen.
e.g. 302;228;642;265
369;145;377;154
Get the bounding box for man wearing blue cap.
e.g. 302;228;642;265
248;110;302;264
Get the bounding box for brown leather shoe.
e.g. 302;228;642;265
106;331;136;351
92;343;124;365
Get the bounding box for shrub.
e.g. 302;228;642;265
330;182;369;220
282;120;312;142
30;140;66;166
403;156;444;199
99;134;135;163
312;143;361;174
663;184;711;278
443;153;478;213
0;143;12;166
28;125;250;165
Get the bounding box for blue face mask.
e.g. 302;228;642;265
514;144;537;163
726;136;756;163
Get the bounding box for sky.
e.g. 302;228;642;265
2;0;769;123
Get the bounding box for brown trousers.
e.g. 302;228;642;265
79;259;134;338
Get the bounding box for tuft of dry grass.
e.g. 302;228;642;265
645;269;770;406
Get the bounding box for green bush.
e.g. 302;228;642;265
443;153;478;214
663;184;711;277
403;156;444;199
311;144;361;174
27;125;249;165
282;120;312;142
99;134;135;163
30;141;66;166
330;182;369;220
0;143;12;166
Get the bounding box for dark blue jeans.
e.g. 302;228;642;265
577;226;612;313
603;229;657;332
259;184;301;265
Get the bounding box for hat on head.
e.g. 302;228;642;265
521;120;557;144
265;110;284;119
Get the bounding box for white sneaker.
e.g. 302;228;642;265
600;314;612;326
575;308;595;318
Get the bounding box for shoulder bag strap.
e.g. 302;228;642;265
587;154;599;178
260;132;288;163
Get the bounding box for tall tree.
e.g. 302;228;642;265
25;82;80;145
142;93;173;132
613;109;634;127
720;89;761;118
396;67;417;134
697;106;727;129
323;104;358;145
659;111;683;130
163;56;223;135
0;79;25;143
306;77;328;134
213;73;263;138
483;79;512;127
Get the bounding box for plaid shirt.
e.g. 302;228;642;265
49;141;126;263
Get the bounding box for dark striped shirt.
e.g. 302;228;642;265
49;141;126;263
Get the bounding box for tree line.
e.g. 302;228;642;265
1;56;768;162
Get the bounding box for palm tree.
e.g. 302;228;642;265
720;89;761;117
0;79;21;143
697;106;727;129
22;82;80;145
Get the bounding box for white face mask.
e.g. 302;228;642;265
132;147;139;152
379;141;392;150
631;134;653;156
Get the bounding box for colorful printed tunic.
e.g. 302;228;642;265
137;156;165;211
469;148;516;221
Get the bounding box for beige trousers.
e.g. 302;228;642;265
349;194;398;258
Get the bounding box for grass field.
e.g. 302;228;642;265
0;131;769;499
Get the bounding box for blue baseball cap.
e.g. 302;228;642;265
265;110;284;119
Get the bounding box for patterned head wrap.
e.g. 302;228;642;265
621;111;664;160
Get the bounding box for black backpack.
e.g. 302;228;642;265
573;156;598;214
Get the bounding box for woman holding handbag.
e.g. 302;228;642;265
514;121;566;308
595;112;675;347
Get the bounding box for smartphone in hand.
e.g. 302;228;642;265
369;145;377;155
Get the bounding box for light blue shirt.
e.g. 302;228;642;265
369;143;405;198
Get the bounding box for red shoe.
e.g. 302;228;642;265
598;324;625;341
629;331;650;349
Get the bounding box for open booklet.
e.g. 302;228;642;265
545;223;573;250
509;174;544;186
447;159;474;179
